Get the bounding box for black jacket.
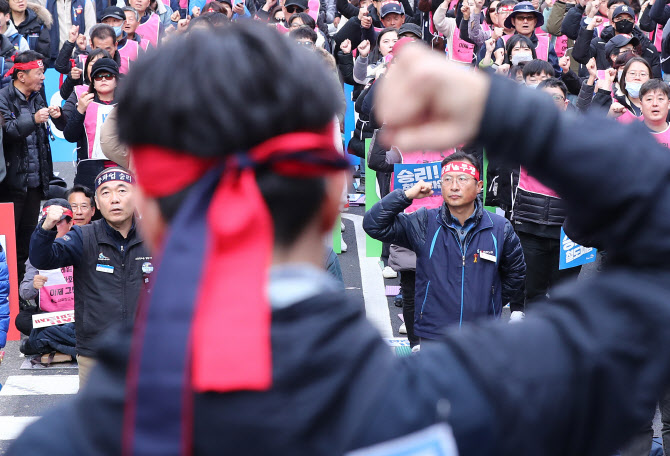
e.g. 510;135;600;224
13;4;52;61
62;91;118;162
0;83;65;195
29;219;151;357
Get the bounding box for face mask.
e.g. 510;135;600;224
617;69;623;81
511;53;532;66
113;25;123;37
615;19;634;34
626;81;642;98
526;82;539;89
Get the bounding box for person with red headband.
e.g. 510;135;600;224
0;50;64;286
28;167;152;388
365;151;525;344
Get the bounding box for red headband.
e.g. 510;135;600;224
441;161;480;180
6;59;43;77
41;205;74;220
131;123;347;393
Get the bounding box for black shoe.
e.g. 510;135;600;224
394;293;403;307
20;339;42;356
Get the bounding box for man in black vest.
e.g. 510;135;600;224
29;167;153;387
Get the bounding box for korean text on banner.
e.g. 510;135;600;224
559;227;597;270
393;162;442;195
32;310;75;329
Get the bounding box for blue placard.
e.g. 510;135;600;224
393;162;442;194
44;68;77;163
343;83;359;166
559;227;597;270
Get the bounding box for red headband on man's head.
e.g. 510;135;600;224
5;59;43;77
441;161;480;180
130;122;348;393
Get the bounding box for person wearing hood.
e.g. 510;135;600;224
572;3;661;77
0;0;28;52
101;6;143;74
9;0;51;59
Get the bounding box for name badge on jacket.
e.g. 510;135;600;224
96;264;114;274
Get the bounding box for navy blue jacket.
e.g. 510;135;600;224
0;246;9;348
364;191;525;337
11;76;670;456
46;0;87;62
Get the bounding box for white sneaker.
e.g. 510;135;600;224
341;239;347;253
341;221;345;232
411;345;420;353
509;311;525;323
399;323;407;334
382;266;398;279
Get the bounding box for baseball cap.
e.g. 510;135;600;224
284;0;308;10
40;199;73;226
381;1;404;17
90;58;120;79
504;1;544;29
101;6;126;21
605;34;640;58
612;4;635;20
398;22;421;39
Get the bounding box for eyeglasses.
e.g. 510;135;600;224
514;14;536;22
442;174;476;185
551;94;565;101
296;40;314;47
70;203;91;210
627;71;649;78
285;6;303;13
93;73;115;81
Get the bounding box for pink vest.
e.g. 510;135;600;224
450;23;475;63
653;23;663;52
39;266;75;312
535;26;547;37
394;149;454;213
117;39;140;75
518;167;560;198
651;124;670;147
595;19;610;37
75;85;116;159
137;12;160;48
616;108;642;124
140;38;150;50
555;34;568;58
308;0;319;21
503;33;549;60
276;22;289;34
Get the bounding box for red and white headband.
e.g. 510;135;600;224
441;161;480;180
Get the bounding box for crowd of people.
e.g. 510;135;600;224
0;0;665;452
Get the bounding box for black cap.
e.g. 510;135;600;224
91;58;120;79
612;4;635;20
284;0;308;10
381;1;404;17
101;6;126;21
398;22;421;38
605;33;640;58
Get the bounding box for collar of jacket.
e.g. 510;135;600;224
439;195;487;230
100;217;141;248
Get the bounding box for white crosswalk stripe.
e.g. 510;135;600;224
0;375;79;396
0;416;40;441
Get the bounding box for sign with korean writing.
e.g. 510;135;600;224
32;310;75;329
38;267;75;312
559;227;597;270
393;162;442;195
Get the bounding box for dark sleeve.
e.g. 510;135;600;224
50;107;67;132
650;0;670;27
255;8;270;20
591;87;613;111
559;69;581;96
561;3;584;40
62;92;85;143
571;27;596;65
575;79;595;113
336;51;355;85
54;41;76;75
362;189;427;251
498;219;525;305
368;131;396;173
411;76;670;456
36;23;51;60
336;0;359;19
361;24;377;44
333;17;362;52
399;0;414;18
639;5;655;33
28;225;83;269
0;93;37;140
545;0;566;36
459;15;475;44
59;75;82;101
643;43;662;78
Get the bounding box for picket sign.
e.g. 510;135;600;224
32;310;75;329
559;227;597;270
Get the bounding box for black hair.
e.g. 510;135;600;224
504;34;536;63
202;1;225;13
288;12;315;29
289;25;317;43
640;79;670;99
485;0;499;25
509;64;524;80
66;184;95;206
522;59;554;79
441;151;482;179
90;24;116;46
0;0;10;16
370;27;398;62
538;77;567;98
11;50;44;80
117;22;342;245
83;48;112;84
620;56;651;97
188;12;230;30
269;5;284;21
607;0;629;9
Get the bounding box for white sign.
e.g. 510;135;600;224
32;310;75;329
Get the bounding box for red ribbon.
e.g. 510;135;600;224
131;122;346;392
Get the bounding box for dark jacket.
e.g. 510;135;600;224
62;91;118;162
364;190;525;337
572;24;661;78
29;219;152;357
0;83;65;195
11;75;670;456
512;179;567;239
13;4;52;61
46;0;88;62
0;246;8;348
0;35;19;89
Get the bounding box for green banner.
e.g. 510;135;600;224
482;150;497;214
332;214;341;254
364;138;382;257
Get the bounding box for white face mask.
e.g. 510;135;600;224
626;81;642;98
511;53;532;66
526;82;539;89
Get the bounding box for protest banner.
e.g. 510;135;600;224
0;205;19;341
365;138;382;257
32;310;75;329
559;227;597;270
38;267;75;312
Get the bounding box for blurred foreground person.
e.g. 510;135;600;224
10;23;670;456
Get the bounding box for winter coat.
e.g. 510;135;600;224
0;35;19;89
12;3;52;60
0;83;66;196
364;190;525;337
0;246;9;348
62;90;118;162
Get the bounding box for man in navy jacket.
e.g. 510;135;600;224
364;151;525;339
